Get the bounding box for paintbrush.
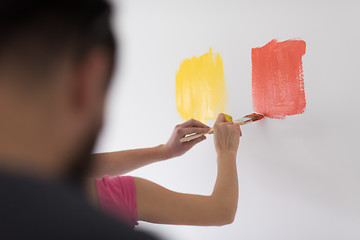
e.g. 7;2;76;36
180;113;265;143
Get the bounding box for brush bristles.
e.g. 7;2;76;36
243;113;265;122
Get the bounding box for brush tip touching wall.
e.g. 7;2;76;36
244;113;265;121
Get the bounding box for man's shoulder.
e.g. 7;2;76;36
0;173;157;240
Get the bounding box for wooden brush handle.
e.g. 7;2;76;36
180;120;246;143
179;132;208;142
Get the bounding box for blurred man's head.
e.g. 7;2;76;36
0;0;116;181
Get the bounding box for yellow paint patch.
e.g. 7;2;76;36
175;48;227;123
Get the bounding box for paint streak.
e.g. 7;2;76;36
176;48;227;123
252;39;306;119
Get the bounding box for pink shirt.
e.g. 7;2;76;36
95;176;138;228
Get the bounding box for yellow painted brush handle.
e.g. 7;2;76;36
179;120;245;143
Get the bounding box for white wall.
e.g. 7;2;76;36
95;0;360;239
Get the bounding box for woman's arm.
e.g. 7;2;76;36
85;114;240;226
89;145;168;178
88;119;210;178
85;154;238;226
135;114;241;226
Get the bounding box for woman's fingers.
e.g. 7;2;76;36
181;118;209;128
178;127;210;137
215;113;227;125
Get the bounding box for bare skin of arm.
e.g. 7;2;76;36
88;119;210;178
85;114;241;226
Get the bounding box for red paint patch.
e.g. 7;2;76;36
252;39;306;119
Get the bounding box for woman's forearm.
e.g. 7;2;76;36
89;145;169;178
88;119;210;179
210;152;238;222
135;152;239;226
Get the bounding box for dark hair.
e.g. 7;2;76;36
0;0;116;87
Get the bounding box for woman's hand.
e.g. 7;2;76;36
161;119;210;159
213;113;242;156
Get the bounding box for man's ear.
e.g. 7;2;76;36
71;47;111;116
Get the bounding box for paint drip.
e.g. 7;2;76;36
176;48;227;123
252;39;306;119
